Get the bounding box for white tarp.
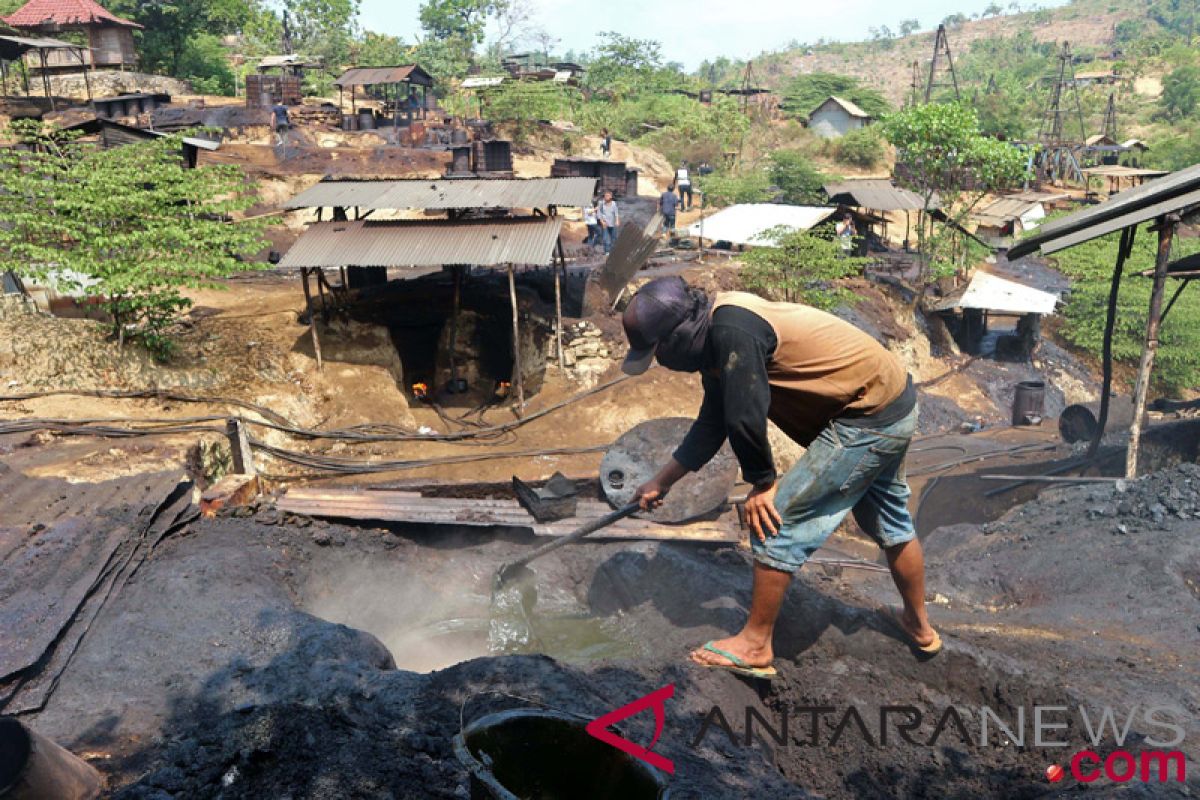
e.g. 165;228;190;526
461;76;505;88
688;204;837;247
934;271;1059;315
1019;202;1046;231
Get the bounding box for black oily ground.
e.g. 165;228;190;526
984;462;1200;536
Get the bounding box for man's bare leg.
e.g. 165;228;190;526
884;538;937;647
691;563;791;668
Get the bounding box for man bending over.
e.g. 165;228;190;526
622;277;939;679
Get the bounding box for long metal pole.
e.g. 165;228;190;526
300;268;323;371
1089;225;1135;461
1126;217;1176;477
508;264;524;409
554;237;566;370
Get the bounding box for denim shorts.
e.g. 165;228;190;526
751;405;918;573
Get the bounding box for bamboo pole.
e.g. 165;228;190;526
554;237;566;370
300;268;323;371
1126;217;1176;478
508;263;524;409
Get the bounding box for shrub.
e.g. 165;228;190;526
741;226;868;309
834;127;885;168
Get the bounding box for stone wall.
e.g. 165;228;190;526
45;71;192;101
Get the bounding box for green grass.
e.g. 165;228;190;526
1050;226;1200;393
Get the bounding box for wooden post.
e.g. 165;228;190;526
314;267;329;320
1090;225;1135;461
300;268;324;372
78;47;92;101
554;237;566;370
508;263;525;409
1126;216;1176;478
38;49;53;112
225;418;257;476
449;265;462;388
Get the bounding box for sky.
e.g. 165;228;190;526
359;0;1072;71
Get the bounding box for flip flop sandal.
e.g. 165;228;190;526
691;641;778;680
880;606;943;659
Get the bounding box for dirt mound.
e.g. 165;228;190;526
26;498;1196;798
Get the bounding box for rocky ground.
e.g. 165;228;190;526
15;457;1197;799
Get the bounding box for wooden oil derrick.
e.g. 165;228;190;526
924;24;961;103
740;60;756;116
908;60;921;108
1101;92;1118;140
1037;42;1087;146
1036;42;1088;184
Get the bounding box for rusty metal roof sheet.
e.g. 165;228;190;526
334;64;433;88
688;204;837;246
279;217;564;269
1009;163;1200;258
932;270;1059;315
284;177;598;211
823;179;934;211
974;197;1042;226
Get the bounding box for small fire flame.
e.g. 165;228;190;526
494;380;511;399
412;382;429;400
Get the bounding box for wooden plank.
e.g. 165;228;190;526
276;489;741;542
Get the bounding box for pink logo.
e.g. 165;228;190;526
586;684;676;774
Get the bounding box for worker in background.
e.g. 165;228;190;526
583;203;601;253
272;104;290;145
601;128;612;157
676;162;693;211
659;183;679;238
836;213;857;257
597;191;620;254
621;277;939;680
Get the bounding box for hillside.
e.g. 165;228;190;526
744;0;1146;105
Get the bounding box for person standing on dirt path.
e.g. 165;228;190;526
583;203;601;252
836;213;857;257
676;162;693;211
598;191;620;254
621;276;940;679
272;104;290;145
659;184;679;237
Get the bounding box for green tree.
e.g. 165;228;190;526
284;0;360;69
585;32;672;96
742;226;868;308
881;102;1027;288
1160;64;1200;119
697;171;771;207
779;72;890;119
768;151;828;205
834;127;885;168
109;0;257;81
418;0;499;44
0;122;267;358
898;19;921;37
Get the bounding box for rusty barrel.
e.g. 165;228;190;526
1060;396;1137;444
1012;381;1045;426
0;717;102;800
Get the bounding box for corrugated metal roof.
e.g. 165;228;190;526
974;197;1042;225
823;179;934;211
279;217;564;270
1008;163;1200;258
334;65;433;87
284;177;598;211
0;32;79;49
688;204;837;246
1080;165;1169;178
932;271;1059;315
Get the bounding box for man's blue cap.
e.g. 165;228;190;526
620;277;692;375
